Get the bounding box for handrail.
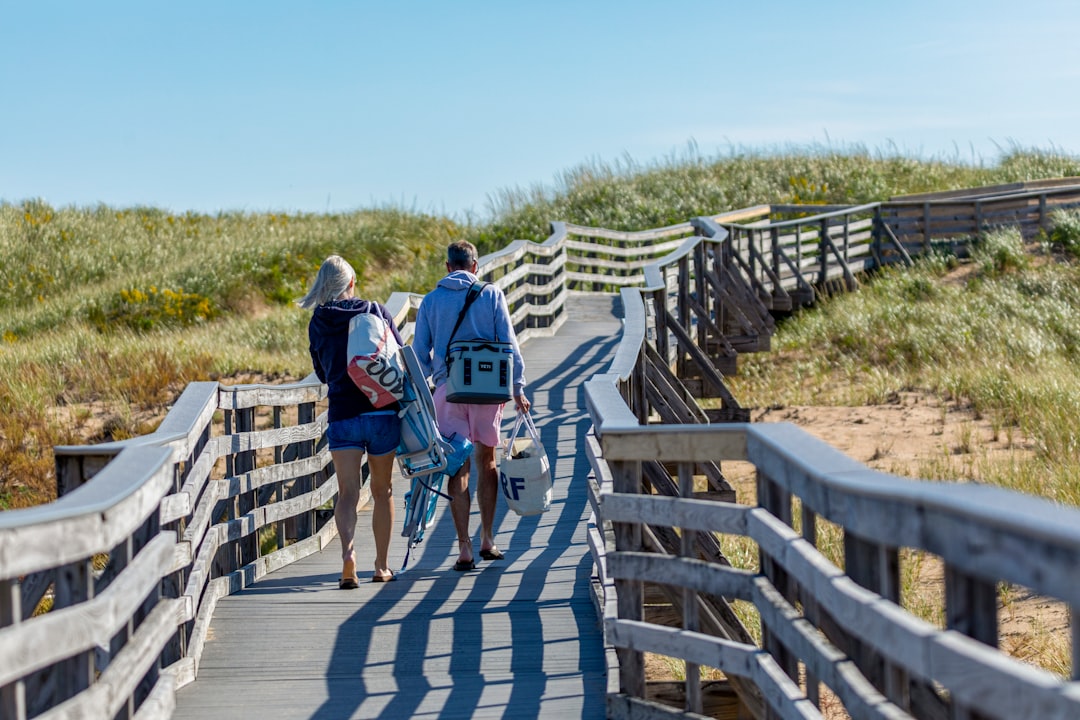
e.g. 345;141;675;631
583;195;1080;718
5;179;1080;719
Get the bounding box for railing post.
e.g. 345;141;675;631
611;459;645;699
232;406;258;570
1;579;26;720
843;532;903;703
818;218;830;286
748;229;759;291
272;406;286;552
633;343;648;425
769;225;781;300
800;505;821;708
944;566;997;647
923;200;932;253
694;242;708;352
677;256;691;379
652;288;670;372
795;223;805;284
871;206;882;268
678;462;701;714
757;472;797;684
842;212;851;262
52;559;94;712
293;401;317;540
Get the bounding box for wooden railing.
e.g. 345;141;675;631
707;182;1080;312
4;180;1080;719
0;219;733;720
583;207;1080;717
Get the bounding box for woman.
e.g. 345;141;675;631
298;255;400;586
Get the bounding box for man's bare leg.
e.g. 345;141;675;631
475;442;500;556
448;459;474;566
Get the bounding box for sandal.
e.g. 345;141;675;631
453;537;475;571
479;548;504;561
372;572;396;583
339;559;359;589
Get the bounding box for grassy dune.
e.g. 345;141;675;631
2;145;1080;510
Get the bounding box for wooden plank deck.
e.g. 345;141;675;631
173;293;624;719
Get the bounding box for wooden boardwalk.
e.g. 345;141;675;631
172;294;623;719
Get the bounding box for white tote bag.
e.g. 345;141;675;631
497;412;552;516
346;312;406;408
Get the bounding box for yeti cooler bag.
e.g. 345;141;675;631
445;339;514;404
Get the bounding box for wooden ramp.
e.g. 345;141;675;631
173;294;624;720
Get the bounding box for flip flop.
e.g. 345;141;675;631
453;559;476;571
339;576;360;590
479;548;504;561
372;572;396;583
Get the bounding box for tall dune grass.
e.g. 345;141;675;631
0;206;457;508
476;145;1080;247
3;146;1080;509
729;221;1080;507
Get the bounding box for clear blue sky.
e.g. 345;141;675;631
3;1;1079;219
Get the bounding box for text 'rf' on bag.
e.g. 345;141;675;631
497;411;552;516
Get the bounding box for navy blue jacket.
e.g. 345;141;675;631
308;298;404;422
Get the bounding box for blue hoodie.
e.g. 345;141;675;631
308;298;404;422
412;270;526;395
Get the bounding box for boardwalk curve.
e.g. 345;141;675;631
5;183;1080;719
171;295;622;719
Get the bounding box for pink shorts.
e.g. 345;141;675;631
433;384;504;448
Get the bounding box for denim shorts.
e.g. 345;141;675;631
326;411;401;455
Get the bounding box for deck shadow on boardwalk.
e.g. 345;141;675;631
172;297;622;719
307;326;620;718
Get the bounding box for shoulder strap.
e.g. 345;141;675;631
447;282;487;348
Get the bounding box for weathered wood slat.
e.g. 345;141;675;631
565;221;696;242
608;693;715;720
0;534;175;686
217;381;324;411
209;422;323;456
601;493;749;535
567;237;688;258
751;576;909;720
130;673;177;720
0;448;174;580
607;551;755;600
36;598;185;720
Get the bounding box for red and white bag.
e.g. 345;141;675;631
346;313;406;407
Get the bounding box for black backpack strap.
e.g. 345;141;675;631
447;281;488;349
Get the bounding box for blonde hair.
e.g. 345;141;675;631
296;255;355;309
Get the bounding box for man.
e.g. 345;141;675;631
412;241;530;570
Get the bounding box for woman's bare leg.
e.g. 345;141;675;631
366;450;396;579
331;449;365;582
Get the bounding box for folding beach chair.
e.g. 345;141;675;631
395;345;472;571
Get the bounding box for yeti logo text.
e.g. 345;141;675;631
500;472;525;500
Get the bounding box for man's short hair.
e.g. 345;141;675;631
447;241;478;270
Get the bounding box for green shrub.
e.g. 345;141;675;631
89;286;217;332
973;228;1027;277
1048;209;1080;258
